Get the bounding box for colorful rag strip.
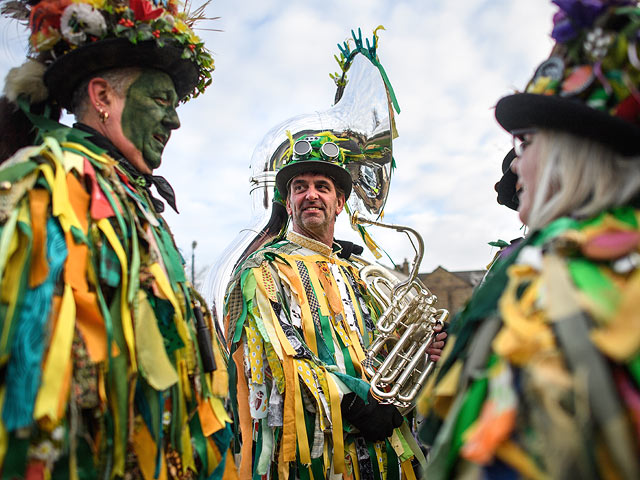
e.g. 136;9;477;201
224;234;420;479
418;207;640;479
0;134;235;479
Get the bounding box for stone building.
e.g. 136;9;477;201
418;267;485;314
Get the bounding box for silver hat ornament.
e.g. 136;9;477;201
203;27;401;332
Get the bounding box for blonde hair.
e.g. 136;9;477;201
526;130;640;230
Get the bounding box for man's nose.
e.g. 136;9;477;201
305;187;319;199
163;107;181;130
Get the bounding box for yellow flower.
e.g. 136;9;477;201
73;0;105;8
172;19;188;34
187;31;200;44
527;76;552;94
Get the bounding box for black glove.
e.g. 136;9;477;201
335;239;364;260
340;391;403;442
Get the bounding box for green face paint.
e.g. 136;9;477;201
121;70;180;171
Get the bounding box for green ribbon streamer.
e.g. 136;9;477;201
107;288;130;474
0;161;38;185
252;424;264;480
629;355;640;386
445;354;496;475
234;269;255;343
332;372;370;401
1;434;28;479
386;439;400;480
367;442;383;480
189;412;209;480
1;219;33;360
568;258;619;317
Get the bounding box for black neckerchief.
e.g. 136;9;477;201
73;123;178;213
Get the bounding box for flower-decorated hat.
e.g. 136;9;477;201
275;131;355;200
3;0;214;110
495;0;640;156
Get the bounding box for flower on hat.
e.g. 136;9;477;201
17;0;216;101
29;0;71;50
130;0;163;22
551;0;636;43
82;0;107;8
60;3;106;45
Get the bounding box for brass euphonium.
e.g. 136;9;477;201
351;212;448;412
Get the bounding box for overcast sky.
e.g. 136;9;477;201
0;0;557;281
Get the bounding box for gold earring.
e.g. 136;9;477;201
99;109;109;123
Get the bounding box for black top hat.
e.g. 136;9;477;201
45;38;199;110
495;2;640;157
275;134;353;200
5;0;214;110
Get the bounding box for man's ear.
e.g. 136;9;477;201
335;194;345;216
87;77;114;110
286;196;292;216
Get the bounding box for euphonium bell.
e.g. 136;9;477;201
204;29;400;334
351;212;449;412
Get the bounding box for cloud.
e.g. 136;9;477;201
0;0;555;283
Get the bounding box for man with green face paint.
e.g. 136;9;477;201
0;0;236;477
120;70;181;172
71;67;184;213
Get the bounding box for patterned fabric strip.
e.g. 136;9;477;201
245;315;265;385
355;437;375;480
296;260;326;343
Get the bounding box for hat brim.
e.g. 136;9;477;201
276;159;353;200
45;38;198;110
495;93;640;157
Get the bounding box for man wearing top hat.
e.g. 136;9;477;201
223;132;446;479
0;0;233;476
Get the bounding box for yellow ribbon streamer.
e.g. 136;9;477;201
210;335;229;398
0;206;19;284
34;283;75;422
37;161;82;234
132;417;168;480
135;290;179;389
149;262;197;372
325;372;346;474
0;207;24;354
282;355;297;463
254;271;294;357
61;141;117;167
210;396;232;426
294;371;311;465
591;267;640;361
495;441;550;480
279;262;318;356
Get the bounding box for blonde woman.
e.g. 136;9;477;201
420;1;640;478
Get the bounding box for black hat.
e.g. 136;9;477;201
45;38;199;110
4;0;214;110
495;2;640;157
495;148;519;211
275;134;353;199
